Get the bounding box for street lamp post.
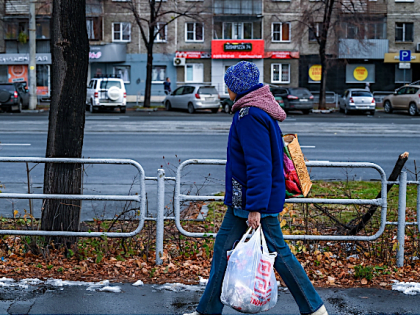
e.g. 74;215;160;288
29;0;37;110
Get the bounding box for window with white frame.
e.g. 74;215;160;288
114;65;130;83
112;22;131;42
155;22;167;42
272;22;291;42
271;63;290;83
152;66;167;83
223;22;253;39
185;22;204;42
185;64;204;82
395;22;413;42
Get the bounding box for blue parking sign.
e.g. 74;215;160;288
400;50;411;62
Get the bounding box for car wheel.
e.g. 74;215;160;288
224;104;230;113
120;106;126;113
15;99;23;113
211;108;219;114
90;101;95;113
344;106;350;115
188;102;195;114
301;109;310;115
384;101;393;114
165;101;172;111
339;106;344;113
409;103;418;116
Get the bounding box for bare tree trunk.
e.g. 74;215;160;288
144;48;153;108
319;46;327;110
41;0;89;245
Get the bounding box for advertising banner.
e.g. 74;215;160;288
8;65;28;83
346;64;375;83
308;65;322;83
211;40;265;59
175;51;211;59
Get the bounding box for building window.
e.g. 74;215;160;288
223;22;253;39
367;22;386;39
5;21;28;40
87;17;102;41
113;22;131;42
185;63;204;82
114;65;130;83
272;22;291;42
36;21;50;39
271;63;290;83
185;23;204;42
155;22;167;42
308;23;321;42
395;22;413;42
152;65;167;83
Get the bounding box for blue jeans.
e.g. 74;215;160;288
196;207;324;315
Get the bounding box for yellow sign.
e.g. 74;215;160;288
384;53;420;63
309;65;322;81
353;66;368;81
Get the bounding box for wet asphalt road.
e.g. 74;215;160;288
0;283;419;315
0;110;419;220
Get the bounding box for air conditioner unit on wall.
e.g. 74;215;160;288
416;43;420;52
173;57;186;66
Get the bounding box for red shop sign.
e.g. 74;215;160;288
211;40;265;59
175;51;211;59
266;51;300;59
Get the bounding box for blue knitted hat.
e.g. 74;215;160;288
224;61;260;94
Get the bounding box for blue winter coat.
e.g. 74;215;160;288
224;106;286;214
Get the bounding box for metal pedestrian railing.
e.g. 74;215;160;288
0;157;146;238
0;157;419;267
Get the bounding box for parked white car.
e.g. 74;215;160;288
163;85;220;114
86;76;126;113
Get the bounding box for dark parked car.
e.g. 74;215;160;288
0;82;29;113
269;86;314;114
222;86;285;114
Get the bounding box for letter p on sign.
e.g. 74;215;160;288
400;50;411;62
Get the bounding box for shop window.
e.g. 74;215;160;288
223;22;253;40
87;17;102;41
36;65;50;96
155;23;167;42
152;66;167;83
112;22;131;42
185;64;204;83
395;22;413;42
272;22;291;42
185;23;204;42
395;65;412;83
271;63;290;84
114;65;130;83
308;23;321;42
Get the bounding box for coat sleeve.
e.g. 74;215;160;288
236;111;272;212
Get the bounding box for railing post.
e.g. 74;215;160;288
397;171;407;267
156;169;165;265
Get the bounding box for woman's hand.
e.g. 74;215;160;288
247;212;261;229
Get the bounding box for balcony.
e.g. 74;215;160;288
338;39;389;59
341;0;387;15
214;0;262;15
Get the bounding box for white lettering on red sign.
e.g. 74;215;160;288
89;52;102;59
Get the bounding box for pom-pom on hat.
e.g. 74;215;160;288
224;61;260;94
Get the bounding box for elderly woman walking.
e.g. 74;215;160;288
185;61;328;315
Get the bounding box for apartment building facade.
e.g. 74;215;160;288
1;0;419;99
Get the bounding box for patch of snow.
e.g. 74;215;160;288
132;280;144;286
21;278;43;285
392;281;420;295
199;277;208;286
155;283;205;292
0;277;14;282
347;254;359;260
99;286;121;293
340;243;357;252
412;256;419;261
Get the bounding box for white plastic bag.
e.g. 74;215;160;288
221;226;278;313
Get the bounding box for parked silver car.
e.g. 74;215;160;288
163;85;220;114
339;89;376;115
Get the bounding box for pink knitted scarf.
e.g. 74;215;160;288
231;85;287;122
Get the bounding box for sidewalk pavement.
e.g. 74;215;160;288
0;283;418;315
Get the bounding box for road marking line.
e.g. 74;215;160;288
285;119;296;121
0;143;31;146
300;146;316;148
